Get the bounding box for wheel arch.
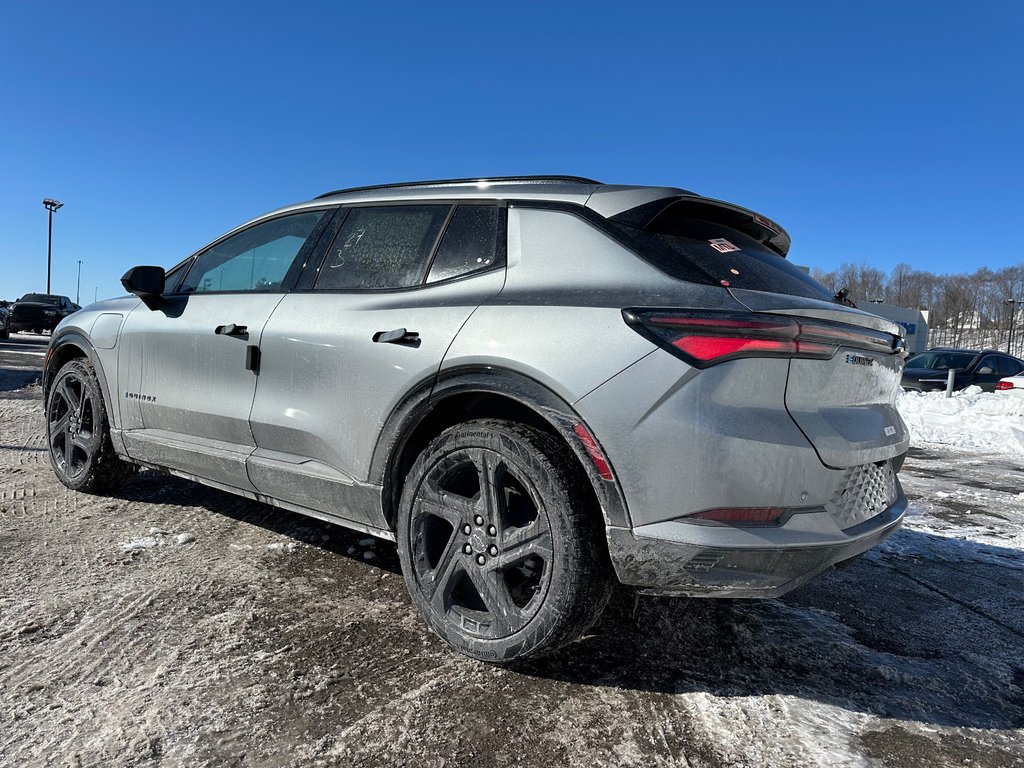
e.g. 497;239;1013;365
44;333;116;424
370;366;631;532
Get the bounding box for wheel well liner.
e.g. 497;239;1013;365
370;367;630;531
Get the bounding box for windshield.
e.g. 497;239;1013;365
906;351;976;370
19;293;61;304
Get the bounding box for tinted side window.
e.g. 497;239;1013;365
427;205;499;283
976;355;1000;373
996;356;1019;376
316;205;450;290
180;211;327;293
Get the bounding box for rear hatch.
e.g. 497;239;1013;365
731;288;908;468
610;197;909;469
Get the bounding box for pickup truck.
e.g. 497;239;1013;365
9;293;80;334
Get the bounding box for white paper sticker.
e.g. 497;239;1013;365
884;425;897;436
708;238;740;253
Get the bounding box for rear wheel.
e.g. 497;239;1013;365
397;419;612;663
46;358;136;492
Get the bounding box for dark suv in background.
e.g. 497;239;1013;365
900;348;1024;392
9;294;79;334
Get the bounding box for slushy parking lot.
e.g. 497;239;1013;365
1;335;1022;767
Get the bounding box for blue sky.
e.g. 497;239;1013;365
1;1;1021;303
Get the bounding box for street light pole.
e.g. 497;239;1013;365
42;198;64;293
76;260;83;305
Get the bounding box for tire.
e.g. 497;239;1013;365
397;419;612;663
46;358;136;493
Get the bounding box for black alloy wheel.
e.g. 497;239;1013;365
398;419;611;663
46;358;135;492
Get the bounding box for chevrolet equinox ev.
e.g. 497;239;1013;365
44;176;909;662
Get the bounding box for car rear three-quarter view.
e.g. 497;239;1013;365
42;176;910;663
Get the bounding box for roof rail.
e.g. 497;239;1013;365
315;175;602;200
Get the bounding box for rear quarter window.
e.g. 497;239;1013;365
427;205;500;283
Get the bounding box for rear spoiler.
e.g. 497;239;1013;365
606;195;792;258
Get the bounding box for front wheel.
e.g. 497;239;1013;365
46;358;136;493
397;419;612;663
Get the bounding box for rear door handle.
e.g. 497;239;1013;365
373;328;419;344
214;323;248;336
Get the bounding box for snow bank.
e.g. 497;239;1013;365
897;386;1024;453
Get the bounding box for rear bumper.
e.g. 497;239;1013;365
606;486;906;598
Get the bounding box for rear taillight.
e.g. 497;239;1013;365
996;381;1015;390
623;308;901;368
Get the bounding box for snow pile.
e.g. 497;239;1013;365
897;386;1024;452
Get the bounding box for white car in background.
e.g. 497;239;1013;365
996;375;1024;396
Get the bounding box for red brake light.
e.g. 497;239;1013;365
996;381;1015;390
624;308;901;368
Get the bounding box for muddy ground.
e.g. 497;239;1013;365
1;333;1022;767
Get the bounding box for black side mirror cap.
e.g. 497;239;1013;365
121;266;165;309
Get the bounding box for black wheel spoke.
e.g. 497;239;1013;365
487;525;553;573
80;390;94;425
476;449;503;519
71;432;95;453
417;477;477;526
465;567;520;635
420;534;464;608
63;428;75;470
49;412;71;441
57;378;80;413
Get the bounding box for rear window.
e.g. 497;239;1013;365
613;202;834;302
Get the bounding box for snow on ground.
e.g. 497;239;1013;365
898;386;1024;453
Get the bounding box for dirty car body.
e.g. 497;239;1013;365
43;176;910;661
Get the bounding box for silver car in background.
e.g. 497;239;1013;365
44;176;909;662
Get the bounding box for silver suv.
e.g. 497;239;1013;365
44;176;909;662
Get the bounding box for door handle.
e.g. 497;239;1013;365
214;324;248;336
373;328;419;345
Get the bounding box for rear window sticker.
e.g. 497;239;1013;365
709;238;740;253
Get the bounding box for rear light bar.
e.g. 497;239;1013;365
623;308;903;368
996;381;1015;390
685;507;788;526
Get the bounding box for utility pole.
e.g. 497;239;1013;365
1008;299;1021;355
42;198;64;293
76;260;83;304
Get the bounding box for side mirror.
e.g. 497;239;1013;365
121;266;165;309
976;366;994;375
